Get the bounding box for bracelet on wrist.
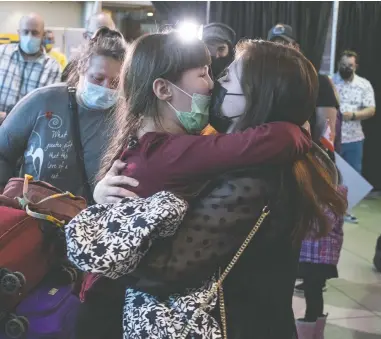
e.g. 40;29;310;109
351;112;356;121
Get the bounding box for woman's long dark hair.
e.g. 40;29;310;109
97;31;211;180
234;40;347;242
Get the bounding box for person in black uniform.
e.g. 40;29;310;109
202;22;236;79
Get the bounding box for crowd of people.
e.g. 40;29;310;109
0;10;378;339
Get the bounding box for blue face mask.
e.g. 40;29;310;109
20;35;41;55
80;79;117;110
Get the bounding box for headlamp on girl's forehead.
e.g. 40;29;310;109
176;22;203;42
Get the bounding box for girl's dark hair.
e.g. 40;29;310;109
98;31;211;180
67;27;127;87
234;40;347;242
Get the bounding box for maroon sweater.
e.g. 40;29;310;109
119;122;311;199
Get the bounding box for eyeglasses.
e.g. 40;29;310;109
90;26;124;41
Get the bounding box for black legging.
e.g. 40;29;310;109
303;276;326;322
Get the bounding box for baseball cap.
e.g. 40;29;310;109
203;23;236;45
267;23;295;43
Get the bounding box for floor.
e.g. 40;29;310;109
293;194;381;338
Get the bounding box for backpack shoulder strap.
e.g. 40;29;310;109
68;87;94;204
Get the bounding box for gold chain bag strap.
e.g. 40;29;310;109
180;206;270;339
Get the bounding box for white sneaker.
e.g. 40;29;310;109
344;213;359;224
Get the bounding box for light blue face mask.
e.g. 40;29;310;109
80;79;117;110
20;35;42;55
167;83;211;134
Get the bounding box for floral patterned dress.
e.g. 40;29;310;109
65;191;223;339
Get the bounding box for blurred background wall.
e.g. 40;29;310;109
0;1;83;31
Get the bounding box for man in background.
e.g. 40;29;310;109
332;50;376;224
44;30;67;71
61;13;115;82
83;12;115;40
0;13;61;121
268;23;300;48
202;22;236;79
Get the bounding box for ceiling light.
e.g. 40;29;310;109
177;22;203;42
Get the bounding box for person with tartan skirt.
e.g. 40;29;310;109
296;184;347;338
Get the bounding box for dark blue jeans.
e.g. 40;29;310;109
340;140;364;174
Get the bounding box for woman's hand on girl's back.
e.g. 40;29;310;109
93;160;139;204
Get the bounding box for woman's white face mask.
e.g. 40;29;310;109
78;55;121;110
219;59;246;123
208;59;247;133
79;78;117;110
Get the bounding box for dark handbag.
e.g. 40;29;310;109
0;175;86;226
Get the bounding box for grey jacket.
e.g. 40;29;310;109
0;83;112;200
